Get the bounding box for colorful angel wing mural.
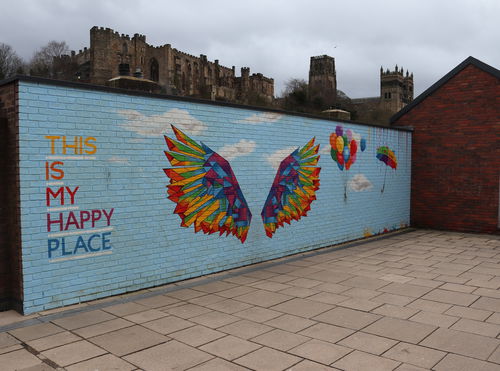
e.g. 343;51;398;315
261;138;321;238
164;125;252;243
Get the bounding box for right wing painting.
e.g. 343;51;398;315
261;138;321;238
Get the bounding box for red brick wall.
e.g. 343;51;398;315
0;81;23;311
393;64;499;233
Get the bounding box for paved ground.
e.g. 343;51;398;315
1;229;500;371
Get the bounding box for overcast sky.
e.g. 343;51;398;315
1;0;498;98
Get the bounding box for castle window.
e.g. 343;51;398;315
150;58;159;82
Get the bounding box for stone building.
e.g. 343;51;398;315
350;65;414;125
308;55;337;108
60;26;274;104
380;66;414;113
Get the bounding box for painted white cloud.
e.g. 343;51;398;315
265;146;297;170
235;112;283;124
218;139;256;161
348;174;373;192
118;108;206;136
319;145;331;155
107;156;130;164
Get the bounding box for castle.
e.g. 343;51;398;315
60;27;274;103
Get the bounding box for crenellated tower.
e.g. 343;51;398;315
308;55;337;108
380;65;414;113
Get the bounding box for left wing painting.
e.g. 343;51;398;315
262;138;321;238
163;125;252;243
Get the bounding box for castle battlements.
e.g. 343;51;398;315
65;26;274;103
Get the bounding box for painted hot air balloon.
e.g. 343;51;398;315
376;146;398;193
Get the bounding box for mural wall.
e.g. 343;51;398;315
18;81;411;313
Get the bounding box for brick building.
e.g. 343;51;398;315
61;26;274;104
391;56;499;233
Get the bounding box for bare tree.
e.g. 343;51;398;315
0;43;24;80
30;40;69;78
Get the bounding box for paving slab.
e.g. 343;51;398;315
289;339;352;364
88;325;168;356
313;307;380;330
8;323;63;342
338;331;398;355
333;350;401;371
420;327;500;360
433;353;500;371
199;335;261;360
264;314;317;333
26;331;81;352
363;317;436;344
169;324;226;347
65;354;135;371
41;340;107;367
51;310;116;330
234;347;302;371
383;342;446;369
251;328;310;351
0;349;43;371
123;340;213;370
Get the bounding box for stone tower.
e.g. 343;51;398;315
308;55;337;108
380;65;414;113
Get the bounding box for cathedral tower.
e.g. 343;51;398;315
308;55;337;108
380;65;414;113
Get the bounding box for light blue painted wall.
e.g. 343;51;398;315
18;81;411;313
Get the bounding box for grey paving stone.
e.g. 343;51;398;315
313;307;380;330
421;327;500;360
199;335;261;360
298;323;354;343
8;323;63;342
51;310;116;330
65;354;135;371
363;317;436;344
270;298;333;318
434;353;500;371
289;339;352;365
338;331;398;355
264;314;316;333
333;350;401;371
383;342;446;369
422;289;479;306
41;340;107;367
234;347;301;371
0;349;43;371
450;318;500;337
89;325;168;356
124;340;213;370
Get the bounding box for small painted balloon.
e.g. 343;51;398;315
346;129;352;141
336;136;344;153
330;148;338;163
343;146;350;164
336;151;344;166
330;133;337;148
350;139;357;157
360;138;366;152
335;125;343;137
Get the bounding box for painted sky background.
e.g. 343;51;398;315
1;0;498;98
